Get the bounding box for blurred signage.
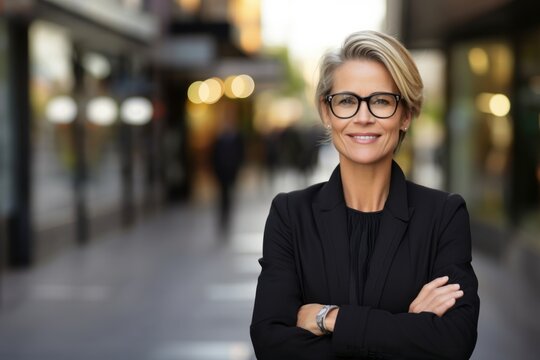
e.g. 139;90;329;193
403;0;512;48
40;0;159;42
216;58;283;85
0;0;34;15
152;35;216;68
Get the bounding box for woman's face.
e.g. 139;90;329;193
322;59;410;168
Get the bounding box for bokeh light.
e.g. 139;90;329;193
468;47;489;75
176;0;200;14
121;97;153;125
189;76;255;102
476;93;511;117
188;81;204;104
489;94;511;117
86;96;118;126
82;52;112;79
224;76;237;99
231;74;255;98
45;95;77;124
201;77;224;104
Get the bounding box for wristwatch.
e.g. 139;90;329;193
316;305;339;335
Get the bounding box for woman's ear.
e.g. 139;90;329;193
400;110;412;131
320;97;332;124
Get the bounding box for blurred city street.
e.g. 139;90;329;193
0;1;539;359
0;168;539;360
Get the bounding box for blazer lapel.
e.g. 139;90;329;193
312;166;350;304
363;161;414;307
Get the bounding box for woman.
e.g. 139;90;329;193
250;30;479;359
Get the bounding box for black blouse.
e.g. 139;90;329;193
346;207;383;305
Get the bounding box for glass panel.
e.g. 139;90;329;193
408;50;446;190
29;21;75;235
31;21;124;246
517;28;540;239
0;19;10;259
0;20;11;218
448;40;513;227
85;120;122;231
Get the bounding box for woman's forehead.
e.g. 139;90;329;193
332;59;397;93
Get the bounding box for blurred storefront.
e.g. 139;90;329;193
0;0;162;267
0;0;279;269
389;0;540;252
152;0;282;202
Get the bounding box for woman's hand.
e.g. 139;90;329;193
297;304;339;336
409;276;464;317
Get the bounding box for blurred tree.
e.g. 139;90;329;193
264;47;305;96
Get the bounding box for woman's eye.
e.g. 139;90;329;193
338;96;357;105
372;97;390;106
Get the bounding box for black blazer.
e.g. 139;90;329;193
250;161;479;359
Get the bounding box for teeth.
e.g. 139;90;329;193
353;135;377;140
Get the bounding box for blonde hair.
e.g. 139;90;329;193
315;30;424;145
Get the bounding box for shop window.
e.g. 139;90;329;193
517;29;540;237
29;21;76;246
448;39;513;227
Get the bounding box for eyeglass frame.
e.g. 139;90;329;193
325;91;402;119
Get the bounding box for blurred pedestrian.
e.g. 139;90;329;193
262;128;280;190
210;114;244;232
251;30;479;359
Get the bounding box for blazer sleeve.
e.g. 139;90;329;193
250;193;334;359
332;193;480;360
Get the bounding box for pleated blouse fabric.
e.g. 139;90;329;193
346;208;382;306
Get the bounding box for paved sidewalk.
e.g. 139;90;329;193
0;171;539;359
0;189;268;360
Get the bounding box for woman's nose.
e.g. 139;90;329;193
352;101;375;124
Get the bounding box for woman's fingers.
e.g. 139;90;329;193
411;285;462;312
409;276;464;316
427;290;464;317
420;276;450;296
409;276;449;311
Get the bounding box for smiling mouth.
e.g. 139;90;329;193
350;135;379;140
347;133;381;142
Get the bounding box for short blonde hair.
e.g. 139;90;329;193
315;30;423;145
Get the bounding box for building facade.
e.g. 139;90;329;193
389;0;540;254
0;0;271;268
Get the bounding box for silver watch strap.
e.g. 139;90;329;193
316;305;339;334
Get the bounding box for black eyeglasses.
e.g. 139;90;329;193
325;92;402;119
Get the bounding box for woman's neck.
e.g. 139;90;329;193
340;158;392;212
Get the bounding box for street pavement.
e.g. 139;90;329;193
0;169;539;360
